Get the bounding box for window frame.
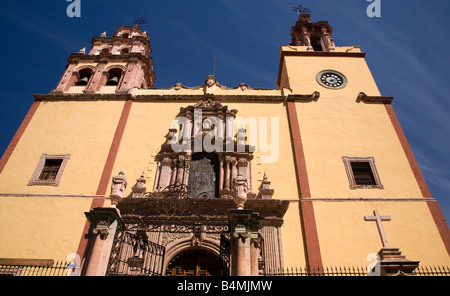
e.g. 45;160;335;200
28;154;71;186
342;156;383;190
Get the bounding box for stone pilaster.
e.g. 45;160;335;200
228;210;264;276
83;207;121;276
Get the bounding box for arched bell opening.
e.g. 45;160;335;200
74;68;93;86
105;68;123;86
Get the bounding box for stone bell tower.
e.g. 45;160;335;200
290;14;335;52
52;25;156;94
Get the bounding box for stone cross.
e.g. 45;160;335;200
364;210;391;248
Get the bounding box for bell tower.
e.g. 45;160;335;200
277;13;380;96
52;25;155;94
290;14;335;52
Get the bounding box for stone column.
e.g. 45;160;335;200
224;156;231;190
250;233;262;276
228;210;264;276
53;62;77;93
83;207;121;276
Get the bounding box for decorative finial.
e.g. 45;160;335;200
131;171;147;198
100;31;106;37
257;173;274;199
79;47;86;54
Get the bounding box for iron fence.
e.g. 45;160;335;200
413;266;450;276
0;261;73;276
1;261;448;276
264;265;450;276
264;266;367;276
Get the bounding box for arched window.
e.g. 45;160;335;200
101;47;111;53
187;153;220;198
121;47;130;54
74;68;93;86
106;68;122;86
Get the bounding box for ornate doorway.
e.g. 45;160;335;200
165;249;223;276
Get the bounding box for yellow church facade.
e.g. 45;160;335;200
0;15;448;276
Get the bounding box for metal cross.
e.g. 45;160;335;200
132;18;148;26
292;5;312;15
364;210;391;248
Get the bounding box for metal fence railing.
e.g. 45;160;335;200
264;265;450;276
264;266;368;276
1;261;449;276
413;266;450;276
0;261;73;276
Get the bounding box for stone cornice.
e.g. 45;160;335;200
281;50;366;58
117;197;290;227
33;93;134;102
67;52;153;65
33;91;320;103
91;35;150;45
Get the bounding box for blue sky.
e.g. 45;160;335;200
0;0;449;223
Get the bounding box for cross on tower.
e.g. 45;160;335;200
132;18;148;26
364;210;392;248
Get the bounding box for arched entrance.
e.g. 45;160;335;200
165;249;223;276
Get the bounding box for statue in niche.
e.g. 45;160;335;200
110;171;127;205
232;173;249;209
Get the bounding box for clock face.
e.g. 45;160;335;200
317;70;347;89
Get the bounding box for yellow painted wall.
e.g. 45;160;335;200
111;101;195;193
0;195;93;261
313;200;450;266
0;100;125;195
295;97;423;198
279;48;381;96
0;99;127;261
280;205;307;267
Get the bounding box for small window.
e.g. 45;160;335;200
39;159;63;181
28;154;70;186
343;157;383;189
